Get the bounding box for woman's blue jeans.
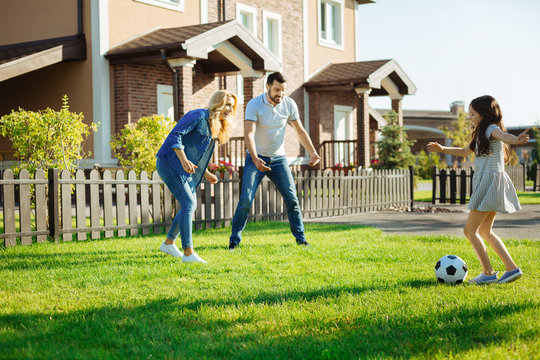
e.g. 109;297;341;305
230;155;306;245
156;157;196;249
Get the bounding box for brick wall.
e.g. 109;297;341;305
113;64;170;132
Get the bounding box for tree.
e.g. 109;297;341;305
0;95;98;176
415;150;446;179
440;111;472;163
374;111;415;169
110;114;174;174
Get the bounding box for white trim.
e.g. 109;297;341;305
262;10;282;62
354;3;360;61
367;59;417;95
317;0;344;51
200;0;208;24
134;0;184;12
91;0;115;167
236;3;258;38
168;58;196;67
182;22;280;71
302;0;310;145
237;75;244;104
303;0;309;82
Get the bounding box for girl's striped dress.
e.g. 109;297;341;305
468;124;521;214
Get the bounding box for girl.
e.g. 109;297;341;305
427;95;529;284
156;90;237;263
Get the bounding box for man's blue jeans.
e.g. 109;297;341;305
230;155;306;245
156;157;196;249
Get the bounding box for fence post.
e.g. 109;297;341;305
48;168;60;244
522;164;526;192
432;166;437;204
449;169;457;204
409;165;414;208
439;169;447;203
460;170;467;204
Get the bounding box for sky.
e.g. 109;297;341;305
356;0;540;128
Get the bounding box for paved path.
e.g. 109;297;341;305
305;204;540;240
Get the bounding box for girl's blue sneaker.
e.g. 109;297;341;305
497;268;522;284
468;272;498;284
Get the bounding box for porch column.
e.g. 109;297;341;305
355;88;371;168
391;96;403;126
171;59;196;118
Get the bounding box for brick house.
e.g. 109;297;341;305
0;0;417;170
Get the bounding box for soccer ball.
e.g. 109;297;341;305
434;255;468;284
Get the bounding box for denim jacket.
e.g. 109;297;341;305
156;109;215;187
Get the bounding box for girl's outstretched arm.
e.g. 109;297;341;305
491;127;530;145
426;142;473;157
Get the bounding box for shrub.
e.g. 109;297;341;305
0;95;97;176
110;115;174;174
415;150;442;179
373;111;415;170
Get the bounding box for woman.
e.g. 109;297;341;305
156;90;237;263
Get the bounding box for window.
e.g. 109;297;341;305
236;3;257;37
318;0;344;49
263;10;282;60
134;0;184;12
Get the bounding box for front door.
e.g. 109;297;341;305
334;105;353;167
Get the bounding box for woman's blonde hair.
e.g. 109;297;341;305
208;90;237;144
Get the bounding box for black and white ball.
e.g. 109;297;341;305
435;255;468;284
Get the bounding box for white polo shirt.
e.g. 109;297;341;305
245;93;299;157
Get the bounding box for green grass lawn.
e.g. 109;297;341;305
1;222;538;359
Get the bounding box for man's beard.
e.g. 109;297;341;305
272;95;282;104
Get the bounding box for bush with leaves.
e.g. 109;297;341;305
373;111;416;169
415;150;447;179
0;95;97;176
110;115;175;174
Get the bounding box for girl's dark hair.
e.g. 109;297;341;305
468;95;509;161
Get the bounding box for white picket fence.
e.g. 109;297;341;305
0;167;412;247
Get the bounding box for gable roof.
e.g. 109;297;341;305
0;34;86;82
106;20;281;75
304;59;416;96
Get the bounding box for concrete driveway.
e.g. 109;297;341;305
305;204;540;240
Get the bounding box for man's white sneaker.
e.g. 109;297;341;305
159;242;182;258
183;253;207;263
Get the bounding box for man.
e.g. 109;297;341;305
229;72;321;249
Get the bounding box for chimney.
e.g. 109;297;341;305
450;101;465;115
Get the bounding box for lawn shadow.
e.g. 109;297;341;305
0;286;535;359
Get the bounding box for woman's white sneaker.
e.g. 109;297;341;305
183;253;207;263
160;242;182;257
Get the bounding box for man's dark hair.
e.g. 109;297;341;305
267;72;286;85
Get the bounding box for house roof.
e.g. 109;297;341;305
0;34;86;82
106;20;281;76
304;59;416;96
